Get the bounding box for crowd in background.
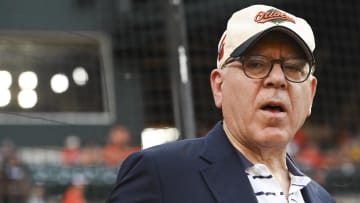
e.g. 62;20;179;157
0;123;359;202
61;125;140;168
289;124;360;188
0;124;140;203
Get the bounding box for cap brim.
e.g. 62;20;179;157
229;26;314;63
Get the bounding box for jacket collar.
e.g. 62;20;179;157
199;121;324;203
199;121;258;203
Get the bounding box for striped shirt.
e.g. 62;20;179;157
238;153;311;203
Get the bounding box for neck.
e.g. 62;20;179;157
223;121;288;165
223;121;291;196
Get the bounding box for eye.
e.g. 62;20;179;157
244;58;267;69
284;60;308;73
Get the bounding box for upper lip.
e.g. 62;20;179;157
260;101;288;112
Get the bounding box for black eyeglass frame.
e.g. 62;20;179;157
222;55;315;83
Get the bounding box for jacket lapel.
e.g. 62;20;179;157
301;181;333;203
301;187;314;203
199;122;258;203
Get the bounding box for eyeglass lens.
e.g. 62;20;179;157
241;55;311;82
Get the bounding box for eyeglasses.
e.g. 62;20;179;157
223;55;314;83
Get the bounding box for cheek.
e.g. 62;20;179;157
291;88;314;118
223;83;256;117
221;72;261;120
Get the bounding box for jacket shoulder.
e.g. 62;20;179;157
136;137;206;161
106;137;208;203
304;180;336;203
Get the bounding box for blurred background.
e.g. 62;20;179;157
0;0;359;202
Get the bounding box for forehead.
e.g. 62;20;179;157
244;31;306;57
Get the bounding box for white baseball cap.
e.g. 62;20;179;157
217;4;315;68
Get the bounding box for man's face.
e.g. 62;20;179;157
210;32;317;150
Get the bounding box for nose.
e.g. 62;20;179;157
263;63;287;89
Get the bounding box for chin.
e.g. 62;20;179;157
256;129;290;148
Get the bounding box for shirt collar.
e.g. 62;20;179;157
236;151;305;176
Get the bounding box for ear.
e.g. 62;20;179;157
210;69;224;109
307;75;318;116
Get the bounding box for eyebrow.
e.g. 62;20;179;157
244;54;307;60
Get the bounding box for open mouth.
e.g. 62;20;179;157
261;104;285;112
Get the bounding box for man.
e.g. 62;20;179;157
102;125;140;167
63;174;87;203
107;4;335;203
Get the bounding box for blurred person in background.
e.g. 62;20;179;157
27;182;46;203
80;140;102;166
62;173;87;203
107;4;334;203
1;140;31;203
61;135;82;165
102;125;140;168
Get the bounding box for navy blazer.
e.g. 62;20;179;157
107;122;335;203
